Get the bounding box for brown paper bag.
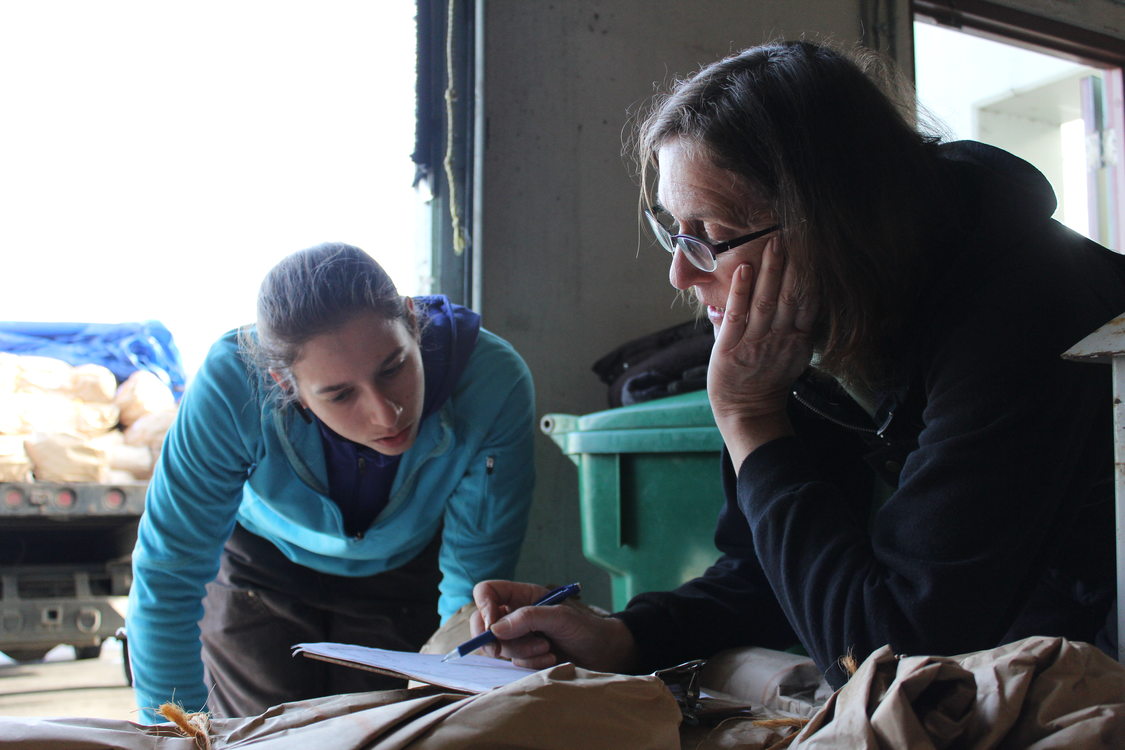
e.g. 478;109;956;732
0;664;682;749
114;371;176;428
76;402;121;436
8;392;79;435
24;432;109;482
0;434;33;482
789;636;1125;749
13;355;73;394
71;363;118;403
123;409;177;460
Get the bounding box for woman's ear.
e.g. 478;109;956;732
402;295;420;337
271;369;312;423
269;369;300;400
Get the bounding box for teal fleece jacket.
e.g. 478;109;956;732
127;324;535;721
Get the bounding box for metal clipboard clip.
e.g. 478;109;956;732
653;658;706;723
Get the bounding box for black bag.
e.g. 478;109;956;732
592;319;713;407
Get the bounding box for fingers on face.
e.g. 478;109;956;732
740;239;815;337
745;239;786;339
773;248;804;331
794;289;818;334
716;263;754;348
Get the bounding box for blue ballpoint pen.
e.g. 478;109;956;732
441;582;582;662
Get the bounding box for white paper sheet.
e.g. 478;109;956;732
292;642;539;693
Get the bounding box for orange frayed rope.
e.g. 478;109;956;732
158;702;213;750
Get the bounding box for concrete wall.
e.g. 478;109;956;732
472;0;1124;610
473;0;871;609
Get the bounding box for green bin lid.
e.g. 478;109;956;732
541;390;722;455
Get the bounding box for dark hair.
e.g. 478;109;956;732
637;40;944;388
240;242;414;406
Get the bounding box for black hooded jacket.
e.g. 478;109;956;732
616;142;1125;687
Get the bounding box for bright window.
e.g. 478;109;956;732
1;1;424;380
914;21;1113;248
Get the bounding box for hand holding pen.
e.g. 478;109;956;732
444;582;582;661
463;579;641;673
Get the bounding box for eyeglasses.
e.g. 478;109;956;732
643;207;780;272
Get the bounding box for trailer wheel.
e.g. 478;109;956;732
75;644;102;660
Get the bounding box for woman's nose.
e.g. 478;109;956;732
365;390;403;427
668;247;710;291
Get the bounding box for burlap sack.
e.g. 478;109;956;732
71;363;118;403
89;430;153;480
0;434;32;482
123;409;177;460
75;402;121;436
0;664;682;749
0;352;19;394
13;355;73;394
789;636;1125;749
0;357;120;437
114;371;175;428
7;392;79;435
0;397;22;435
24;432;109;483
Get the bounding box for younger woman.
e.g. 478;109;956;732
128;243;535;720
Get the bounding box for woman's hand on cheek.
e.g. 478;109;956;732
708;239;817;468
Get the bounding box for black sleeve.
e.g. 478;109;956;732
618;263;1115;686
733;303;1112;687
614;453;797;674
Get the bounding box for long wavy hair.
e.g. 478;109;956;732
636;40;945;389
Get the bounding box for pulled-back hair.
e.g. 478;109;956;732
240;242;413;406
637;40;945;388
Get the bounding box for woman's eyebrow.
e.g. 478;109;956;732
312;347;406;395
313;381;350;396
378;347;406;368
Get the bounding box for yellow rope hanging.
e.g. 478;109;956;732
442;0;467;255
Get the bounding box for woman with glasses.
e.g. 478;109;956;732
471;40;1125;686
126;243;535;721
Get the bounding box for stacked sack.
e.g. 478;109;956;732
0;352;177;484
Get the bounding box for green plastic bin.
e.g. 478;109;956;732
541;390;725;611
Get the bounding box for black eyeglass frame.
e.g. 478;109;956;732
643;207;780;272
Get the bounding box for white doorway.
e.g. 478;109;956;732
914;21;1122;251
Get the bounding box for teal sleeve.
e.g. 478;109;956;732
128;334;257;722
437;336;536;619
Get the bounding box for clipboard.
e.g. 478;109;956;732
292;642;539;694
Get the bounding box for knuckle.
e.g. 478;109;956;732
779;290;802;307
754;298;778;314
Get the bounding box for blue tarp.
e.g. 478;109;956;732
0;321;186;399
